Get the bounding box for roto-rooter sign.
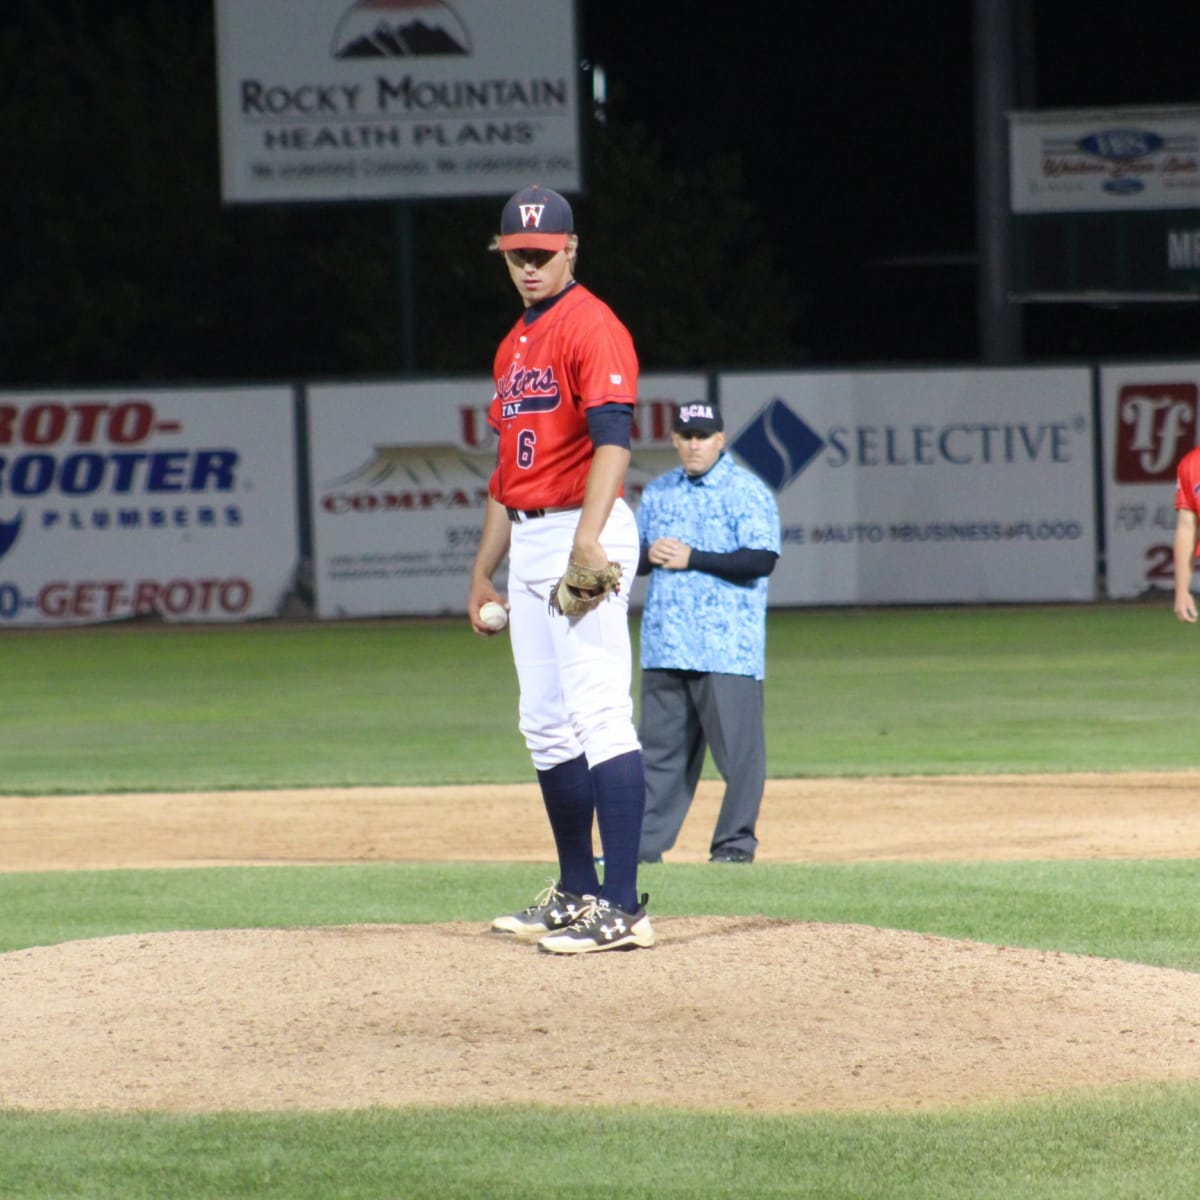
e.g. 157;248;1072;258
0;389;300;626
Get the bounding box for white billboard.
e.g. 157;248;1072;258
1010;106;1200;213
0;389;300;626
716;368;1096;605
307;375;708;618
1099;362;1200;600
214;0;581;204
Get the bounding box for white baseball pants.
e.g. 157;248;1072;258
506;499;641;772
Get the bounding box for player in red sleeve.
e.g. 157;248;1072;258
467;185;654;954
1173;446;1200;622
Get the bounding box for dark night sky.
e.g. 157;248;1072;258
6;1;1200;375
586;3;977;265
583;1;1200;363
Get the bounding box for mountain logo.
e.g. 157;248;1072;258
0;512;23;561
332;0;471;59
730;398;825;491
324;445;491;490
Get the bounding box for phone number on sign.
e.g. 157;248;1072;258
0;578;254;620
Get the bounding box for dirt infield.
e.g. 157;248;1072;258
3;773;1200;1114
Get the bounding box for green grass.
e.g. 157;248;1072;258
3;859;1200;969
3;604;1200;1198
765;604;1198;776
0;604;1195;794
5;1089;1200;1200
0;619;529;791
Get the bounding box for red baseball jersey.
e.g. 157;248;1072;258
488;284;638;509
1174;446;1200;522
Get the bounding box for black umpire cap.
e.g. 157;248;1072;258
673;402;724;436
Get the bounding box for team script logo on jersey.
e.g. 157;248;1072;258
496;363;562;418
1113;382;1198;483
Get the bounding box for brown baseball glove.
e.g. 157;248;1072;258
549;559;623;617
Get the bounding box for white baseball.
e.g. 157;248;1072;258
479;601;509;631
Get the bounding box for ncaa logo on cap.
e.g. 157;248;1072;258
673;402;724;435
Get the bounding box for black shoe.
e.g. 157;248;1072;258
709;845;754;864
538;895;655;954
490;880;591;941
638;853;662;864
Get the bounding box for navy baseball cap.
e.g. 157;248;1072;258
673;402;724;435
497;185;574;251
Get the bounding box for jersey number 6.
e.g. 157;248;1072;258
517;428;537;469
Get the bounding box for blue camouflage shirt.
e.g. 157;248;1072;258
636;452;781;679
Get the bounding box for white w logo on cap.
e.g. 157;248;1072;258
518;203;546;228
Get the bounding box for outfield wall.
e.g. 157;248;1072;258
0;363;1193;624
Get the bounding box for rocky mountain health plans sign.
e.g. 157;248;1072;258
214;0;581;203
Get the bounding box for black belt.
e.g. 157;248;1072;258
505;505;579;523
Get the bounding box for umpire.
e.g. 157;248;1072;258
634;402;781;864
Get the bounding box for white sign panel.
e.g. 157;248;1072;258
215;0;581;203
1099;362;1200;599
307;375;708;618
1010;106;1200;213
0;389;300;626
715;369;1096;606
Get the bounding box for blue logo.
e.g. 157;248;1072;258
1077;129;1163;161
0;512;22;561
730;398;824;491
1103;177;1145;195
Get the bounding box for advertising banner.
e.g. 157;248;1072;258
1099;362;1200;599
307;376;707;618
716;369;1096;605
1009;106;1200;214
0;389;300;626
214;0;581;204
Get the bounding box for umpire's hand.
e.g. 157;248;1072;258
647;537;692;570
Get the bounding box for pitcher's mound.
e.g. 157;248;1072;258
4;917;1200;1113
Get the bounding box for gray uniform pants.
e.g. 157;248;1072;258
638;669;765;859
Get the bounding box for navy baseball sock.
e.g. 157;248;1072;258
591;749;647;913
536;754;600;898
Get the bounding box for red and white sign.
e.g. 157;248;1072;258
1101;364;1200;598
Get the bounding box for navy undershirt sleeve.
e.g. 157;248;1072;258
687;548;779;583
586;403;633;449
